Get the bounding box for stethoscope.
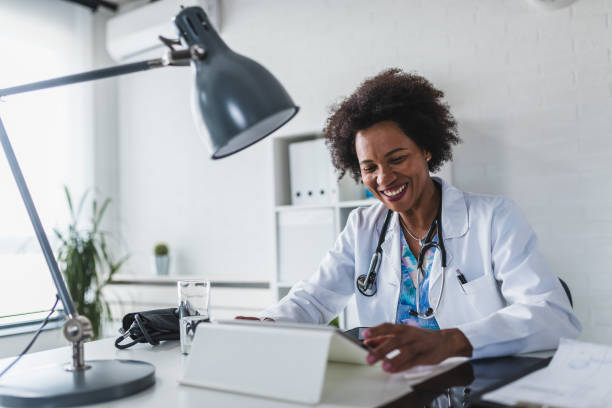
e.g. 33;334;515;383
356;207;447;319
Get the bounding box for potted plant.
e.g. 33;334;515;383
54;187;128;340
154;242;170;276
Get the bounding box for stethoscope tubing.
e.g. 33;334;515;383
355;210;392;297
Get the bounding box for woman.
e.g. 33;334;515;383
251;69;581;373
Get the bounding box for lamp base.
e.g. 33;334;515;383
0;359;155;407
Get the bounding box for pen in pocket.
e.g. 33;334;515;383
456;269;467;293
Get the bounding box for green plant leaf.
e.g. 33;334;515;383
75;188;90;226
64;186;74;223
92;198;111;233
102;298;112;322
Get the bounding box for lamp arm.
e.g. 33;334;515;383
0;118;78;318
0;117;79;318
0;58;164;98
0;43;203;97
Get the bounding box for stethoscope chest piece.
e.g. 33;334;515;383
356;273;377;297
355;213;391;298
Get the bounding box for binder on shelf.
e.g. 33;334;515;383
337;172;365;202
289;138;365;205
312;138;334;204
288;140;310;205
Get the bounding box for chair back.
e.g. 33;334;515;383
559;278;573;308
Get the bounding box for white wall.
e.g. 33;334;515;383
92;9;121;244
114;0;612;342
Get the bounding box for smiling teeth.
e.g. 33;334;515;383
383;184;406;196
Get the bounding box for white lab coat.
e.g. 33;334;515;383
261;177;581;359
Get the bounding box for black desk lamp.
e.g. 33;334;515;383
0;6;298;407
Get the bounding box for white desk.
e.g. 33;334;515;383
0;338;432;407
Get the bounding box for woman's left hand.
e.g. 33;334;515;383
363;323;473;373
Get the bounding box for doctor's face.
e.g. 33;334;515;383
355;121;431;213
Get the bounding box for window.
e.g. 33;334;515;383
0;1;94;325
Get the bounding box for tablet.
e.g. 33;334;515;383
215;319;372;365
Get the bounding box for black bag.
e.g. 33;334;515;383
115;308;180;349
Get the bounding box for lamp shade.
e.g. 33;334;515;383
175;7;298;159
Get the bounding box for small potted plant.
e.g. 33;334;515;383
154;242;170;276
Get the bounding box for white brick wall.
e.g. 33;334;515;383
116;0;612;343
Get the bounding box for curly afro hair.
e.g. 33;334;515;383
324;68;461;182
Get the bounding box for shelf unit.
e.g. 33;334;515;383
271;132;375;328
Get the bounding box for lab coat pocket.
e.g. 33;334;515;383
461;274;505;317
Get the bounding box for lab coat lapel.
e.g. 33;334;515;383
428;178;466;303
433;177;468;240
377;211;401;295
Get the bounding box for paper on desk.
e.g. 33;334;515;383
401;356;469;381
482;338;612;408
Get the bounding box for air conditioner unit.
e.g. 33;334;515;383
106;0;220;62
526;0;577;10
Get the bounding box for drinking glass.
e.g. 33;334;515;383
178;279;210;355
